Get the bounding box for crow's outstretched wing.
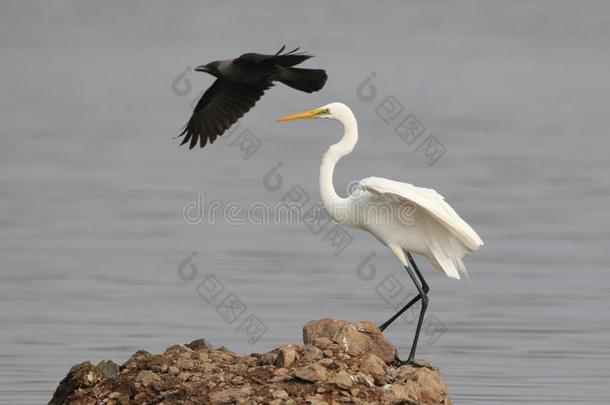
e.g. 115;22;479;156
178;79;273;149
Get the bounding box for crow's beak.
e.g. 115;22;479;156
195;65;211;73
276;108;326;122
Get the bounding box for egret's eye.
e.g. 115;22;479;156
318;108;331;116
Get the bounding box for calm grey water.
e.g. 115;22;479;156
2;1;610;403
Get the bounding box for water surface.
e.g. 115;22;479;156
1;1;609;403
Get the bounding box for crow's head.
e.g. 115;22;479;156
195;61;221;77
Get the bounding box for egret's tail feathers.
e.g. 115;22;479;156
425;234;478;280
276;66;327;93
453;255;473;289
426;237;461;280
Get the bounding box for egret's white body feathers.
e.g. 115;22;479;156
313;103;483;280
357;177;482;279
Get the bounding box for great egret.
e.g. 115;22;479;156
277;103;483;365
178;46;327;149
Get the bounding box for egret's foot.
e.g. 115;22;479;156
392;357;433;369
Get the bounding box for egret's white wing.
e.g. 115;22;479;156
359;177;483;252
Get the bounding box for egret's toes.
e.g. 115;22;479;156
393;357;433;369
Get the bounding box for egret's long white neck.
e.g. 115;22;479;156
320;110;358;219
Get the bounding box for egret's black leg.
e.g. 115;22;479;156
379;253;429;331
408;253;429;294
379;294;420;332
401;263;429;364
378;253;430;367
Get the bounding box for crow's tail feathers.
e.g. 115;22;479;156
276;66;327;93
273;45;313;67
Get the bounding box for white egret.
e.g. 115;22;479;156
277;103;483;365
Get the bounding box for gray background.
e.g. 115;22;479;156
1;1;610;403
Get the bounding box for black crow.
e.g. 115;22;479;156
177;46;328;149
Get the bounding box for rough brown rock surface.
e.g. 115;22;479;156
49;319;451;405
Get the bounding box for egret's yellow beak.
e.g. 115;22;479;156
276;108;326;122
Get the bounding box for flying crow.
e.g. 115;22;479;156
178;46;327;149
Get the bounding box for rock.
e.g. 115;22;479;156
48;319;451;405
301;344;324;363
409;366;450;403
277;344;298;368
96;359;120;378
303;319;337;342
274;367;289;376
135;370;160;388
124;350;152;368
259;351;278;365
317;358;335;368
209;385;251;404
48;362;104;405
356;372;375;388
231;375;244;384
186;338;214;351
217;346;237;356
359;353;386;376
303;318;397;363
311;336;334;349
294;363;329;383
355;321;398;363
175;358;196;370
163;344;191;356
272;388;289;399
383;383;418;404
272;373;294;383
108;391;121;399
306;394;329;405
329;370;353;389
134;392;150;402
237;355;256;368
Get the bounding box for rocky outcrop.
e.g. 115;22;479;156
303;319;397;364
49;319;451;405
